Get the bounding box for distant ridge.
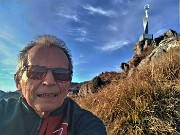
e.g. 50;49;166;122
0;90;6;97
0;90;21;100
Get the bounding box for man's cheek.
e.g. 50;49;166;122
58;83;69;95
21;80;35;97
26;79;41;91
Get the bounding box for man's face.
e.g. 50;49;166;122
17;45;71;115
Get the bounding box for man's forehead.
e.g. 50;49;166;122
26;45;69;68
28;45;62;56
27;45;68;62
29;45;56;53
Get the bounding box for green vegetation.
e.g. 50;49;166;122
76;46;180;134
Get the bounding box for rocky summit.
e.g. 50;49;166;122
78;29;180;97
121;29;180;77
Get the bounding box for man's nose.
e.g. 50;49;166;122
42;70;56;86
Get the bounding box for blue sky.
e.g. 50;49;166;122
0;0;179;92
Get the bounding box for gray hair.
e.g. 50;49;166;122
16;35;73;79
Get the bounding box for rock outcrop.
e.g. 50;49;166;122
78;72;125;96
121;29;180;76
78;81;93;97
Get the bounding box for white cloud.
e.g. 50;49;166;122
83;5;117;17
73;54;87;66
97;40;130;52
1;58;17;66
58;13;80;22
74;60;87;66
0;43;11;57
113;65;122;72
65;27;93;42
79;54;84;58
77;28;87;36
65;27;87;36
0;26;23;48
120;10;129;16
57;7;80;22
75;37;93;42
0;68;15;73
154;28;167;37
114;0;123;3
0;71;14;80
107;25;118;31
114;0;136;6
0;30;15;41
1;68;11;71
0;42;18;66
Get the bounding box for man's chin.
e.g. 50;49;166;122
34;105;58;115
36;111;50;118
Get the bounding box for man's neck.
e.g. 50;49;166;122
36;111;50;118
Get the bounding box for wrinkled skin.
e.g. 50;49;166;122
15;45;71;118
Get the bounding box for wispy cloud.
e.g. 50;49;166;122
0;30;15;41
65;27;93;42
113;65;122;72
0;68;15;73
58;13;80;22
77;28;87;36
75;37;93;42
97;40;130;52
65;28;87;36
154;28;167;37
73;54;87;66
0;70;14;80
57;7;80;22
1;58;17;66
114;0;136;6
83;5;117;17
0;41;18;66
0;42;11;56
0;27;24;49
119;10;129;16
107;25;118;31
114;0;123;3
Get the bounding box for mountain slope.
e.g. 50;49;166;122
76;30;180;134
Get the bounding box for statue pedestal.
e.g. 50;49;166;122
139;34;153;41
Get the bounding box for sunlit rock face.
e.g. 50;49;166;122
121;29;180;76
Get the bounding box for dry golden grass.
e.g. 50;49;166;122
76;46;180;135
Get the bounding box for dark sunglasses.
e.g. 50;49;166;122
22;65;72;82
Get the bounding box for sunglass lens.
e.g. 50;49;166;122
54;73;71;81
53;68;71;82
27;66;46;79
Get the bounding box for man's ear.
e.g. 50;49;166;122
70;75;72;81
14;74;21;90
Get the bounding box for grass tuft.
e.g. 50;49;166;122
76;46;180;135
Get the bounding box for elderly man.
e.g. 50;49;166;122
0;35;106;135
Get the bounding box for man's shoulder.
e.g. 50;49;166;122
66;97;98;117
0;98;19;105
66;97;107;135
0;98;20;121
0;98;20;113
66;97;90;114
